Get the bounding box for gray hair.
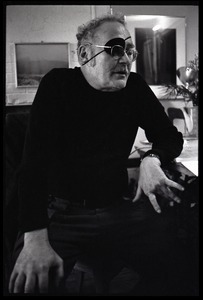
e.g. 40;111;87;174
76;13;126;47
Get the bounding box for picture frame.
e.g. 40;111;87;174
14;43;70;87
125;15;186;98
135;27;177;86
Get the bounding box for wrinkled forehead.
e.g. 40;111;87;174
93;21;132;45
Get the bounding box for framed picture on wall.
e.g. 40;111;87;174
15;43;70;87
125;15;186;89
135;28;177;85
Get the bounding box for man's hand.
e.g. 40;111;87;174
132;156;184;213
9;228;64;294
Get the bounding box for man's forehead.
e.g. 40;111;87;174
93;21;131;44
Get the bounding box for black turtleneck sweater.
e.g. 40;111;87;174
18;67;183;232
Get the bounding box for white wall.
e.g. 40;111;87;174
6;4;198;106
112;5;198;148
6;5;110;105
112;5;199;62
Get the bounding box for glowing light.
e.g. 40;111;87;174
152;24;162;31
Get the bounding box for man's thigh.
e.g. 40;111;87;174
95;197;177;270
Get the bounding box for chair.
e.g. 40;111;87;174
167;107;186;134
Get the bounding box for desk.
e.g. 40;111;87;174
175;139;198;176
128;138;198;176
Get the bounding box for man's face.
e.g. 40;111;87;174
84;22;134;91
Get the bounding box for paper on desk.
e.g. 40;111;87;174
176;159;198;176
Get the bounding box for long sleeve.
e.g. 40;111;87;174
18;69;64;232
128;73;184;165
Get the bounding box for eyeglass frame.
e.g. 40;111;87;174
92;38;138;61
81;36;139;65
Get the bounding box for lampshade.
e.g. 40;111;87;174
176;67;198;86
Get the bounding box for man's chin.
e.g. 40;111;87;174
101;76;128;91
114;78;127;89
114;73;129;85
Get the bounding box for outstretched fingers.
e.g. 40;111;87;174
148;193;161;213
165;178;184;192
38;272;49;294
132;185;142;202
54;263;64;288
10;272;26;294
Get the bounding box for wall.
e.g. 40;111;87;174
6;5;110;105
112;5;198;148
112;5;199;62
6;4;198;106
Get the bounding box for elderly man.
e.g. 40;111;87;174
8;13;184;295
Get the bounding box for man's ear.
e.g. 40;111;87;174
77;45;89;65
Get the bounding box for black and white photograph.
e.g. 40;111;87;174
4;2;199;296
15;43;69;87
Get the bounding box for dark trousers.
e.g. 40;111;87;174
11;196;192;295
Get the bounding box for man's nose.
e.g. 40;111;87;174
118;52;131;64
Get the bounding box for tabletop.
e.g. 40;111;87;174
128;138;198;176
